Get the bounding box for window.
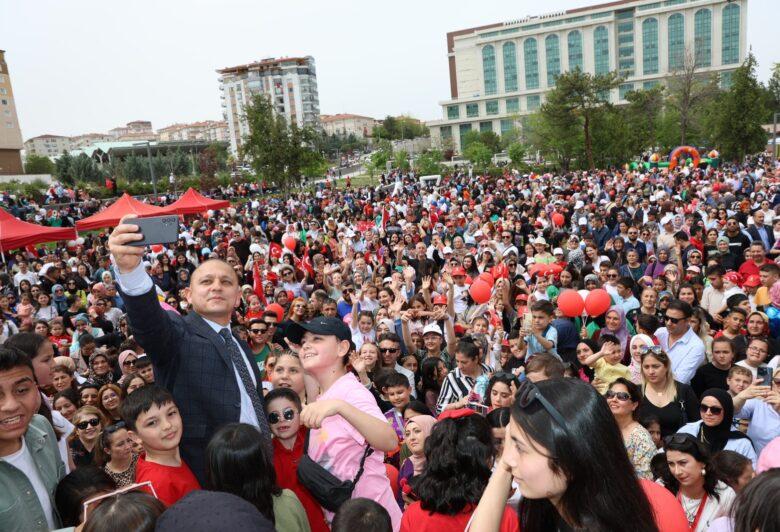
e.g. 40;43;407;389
668;13;685;71
447;105;460;120
619;83;634;100
545;35;561;86
486;100;499;115
503;42;518;92
720;71;734;89
5;121;13;128
483;45;497;95
722;4;740;65
500;119;514;135
459;124;472;150
467;103;479;118
642;18;659;74
506;97;520;114
440;126;452;140
694;9;711;67
593;26;610;75
1;99;7;105
3;110;9;116
524;38;539;90
0;88;7;95
616;17;634;77
527;94;541;110
0;74;5;83
568;31;583;71
643;80;660;90
480;121;493;133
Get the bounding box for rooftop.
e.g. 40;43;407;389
25;134;69;142
217;56;311;75
320;113;375;122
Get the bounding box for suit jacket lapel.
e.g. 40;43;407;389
185;312;233;370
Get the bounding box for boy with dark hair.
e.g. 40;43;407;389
133;355;154;384
381;372;412;442
519;300;558;361
120;384;200;506
0;347;66;531
331;498;392;532
524;352;565;382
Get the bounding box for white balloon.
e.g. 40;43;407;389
76;237;85;245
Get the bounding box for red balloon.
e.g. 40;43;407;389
282;235;297;251
584;289;612;317
557;290;585;318
265;303;284;323
150;244;163;253
469;280;492;304
552;213;565;227
477;272;495;287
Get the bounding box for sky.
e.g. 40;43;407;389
2;0;777;140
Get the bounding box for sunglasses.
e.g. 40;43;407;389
516;381;569;433
250;328;267;334
639;345;664;356
122;359;136;367
664;315;685;324
699;404;723;415
380;347;400;353
605;390;631;401
267;408;296;425
77;418;101;430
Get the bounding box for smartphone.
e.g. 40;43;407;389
467;402;490;415
757;366;772;387
128;216;180;247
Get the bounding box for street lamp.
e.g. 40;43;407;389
133;141;157;196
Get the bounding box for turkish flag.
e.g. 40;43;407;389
269;242;283;260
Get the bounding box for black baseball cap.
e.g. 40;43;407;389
287;316;354;348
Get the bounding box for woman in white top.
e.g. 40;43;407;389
677;388;757;467
665;433;736;532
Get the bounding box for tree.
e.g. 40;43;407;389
507;142;526;167
70;154;102;182
415;150;443;175
711;52;770;160
372;115;428;140
393;150;410;172
24;154;54;175
539;69;622;169
54;152;74;185
478;131;502;154
623;86;665;154
768;63;780;110
241;94;323;189
665;48;720;146
463;141;492;169
460;130;481;151
197;147;219;189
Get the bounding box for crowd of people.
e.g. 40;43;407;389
2;155;780;531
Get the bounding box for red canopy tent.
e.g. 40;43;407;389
76;193;167;231
0;209;77;253
159;188;230;215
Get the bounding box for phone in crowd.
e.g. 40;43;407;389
757;366;772;387
128;216;180;247
467;402;490;415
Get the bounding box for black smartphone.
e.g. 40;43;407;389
757;366;772;387
128;216;180;247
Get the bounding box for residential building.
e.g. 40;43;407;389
24;135;71;158
70;133;113;149
0;50;23;174
109;120;154;139
217;56;320;156
427;0;748;151
320;113;375;138
158;120;228;142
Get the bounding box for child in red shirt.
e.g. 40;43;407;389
122;384;201;506
264;387;330;532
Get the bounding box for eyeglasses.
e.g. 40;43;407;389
77;418;101;430
379;347;400;353
664;315;685;324
605;390;631;401
699;404;723;415
267;408;296;425
516;380;569;434
122;359;136;367
82;482;157;523
250;328;267;334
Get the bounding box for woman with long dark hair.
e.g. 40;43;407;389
419;356;447;414
663;434;736;531
470;378;687;531
400;411;518;530
708;468;780;532
205;422;310;531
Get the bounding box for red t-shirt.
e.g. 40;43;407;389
273;427;330;532
135;454;201;507
400;502;518;532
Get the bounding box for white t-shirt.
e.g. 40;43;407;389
0;439;56;530
51;409;74;474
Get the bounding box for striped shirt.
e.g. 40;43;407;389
435;363;493;415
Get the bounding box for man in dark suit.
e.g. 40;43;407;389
746;209;775;251
108;215;272;483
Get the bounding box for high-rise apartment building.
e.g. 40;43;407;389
217;56;320;156
427;0;747;151
0;50;24;174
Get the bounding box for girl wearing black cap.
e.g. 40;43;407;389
675;388;757;466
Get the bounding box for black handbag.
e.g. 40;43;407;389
296;429;374;512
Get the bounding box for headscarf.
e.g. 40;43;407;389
698;389;749;453
628;334;654;384
118;350;136;375
405;415;437;476
770;280;780;308
756;436;780;473
51;284;68;313
73;313;90;325
604;306;630;354
87;353;113;387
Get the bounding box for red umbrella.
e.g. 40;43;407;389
0;209;77;253
76;193;167;231
159;188;230;215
